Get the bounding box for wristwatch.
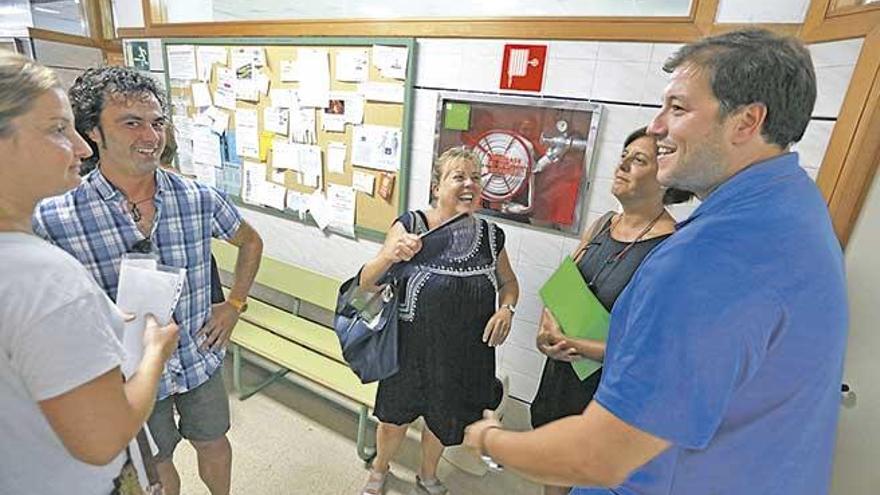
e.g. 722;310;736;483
500;303;516;315
479;425;505;472
227;297;248;314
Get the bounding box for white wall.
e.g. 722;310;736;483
831;171;880;494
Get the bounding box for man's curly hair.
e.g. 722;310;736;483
69;66;166;173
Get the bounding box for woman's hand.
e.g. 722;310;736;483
538;339;581;362
536;309;579;361
380;229;422;264
536;308;564;347
483;306;513;347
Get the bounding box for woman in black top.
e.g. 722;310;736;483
531;127;693;495
359;147;519;495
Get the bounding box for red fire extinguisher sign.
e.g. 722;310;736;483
500;44;547;92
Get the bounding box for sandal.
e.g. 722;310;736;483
361;468;390;495
414;475;448;495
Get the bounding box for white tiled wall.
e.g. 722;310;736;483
142;34;863;403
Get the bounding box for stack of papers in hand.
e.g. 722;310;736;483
115;254;186;379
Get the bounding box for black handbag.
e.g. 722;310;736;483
333;270;400;384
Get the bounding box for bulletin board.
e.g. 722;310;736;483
160;37;416;241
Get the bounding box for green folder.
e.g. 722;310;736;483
538;255;610;380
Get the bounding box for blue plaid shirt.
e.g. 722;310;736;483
33;168;243;399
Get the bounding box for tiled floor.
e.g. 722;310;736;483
172;360;542;494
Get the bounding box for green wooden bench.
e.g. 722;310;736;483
212;241;377;463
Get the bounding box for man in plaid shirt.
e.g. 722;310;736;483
33;66;263;495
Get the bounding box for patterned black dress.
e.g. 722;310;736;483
530;216;671;428
374;211;505;446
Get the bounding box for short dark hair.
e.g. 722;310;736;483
663;29;816;148
623;126;694;205
69;66;166;172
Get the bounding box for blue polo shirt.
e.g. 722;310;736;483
573;153;847;495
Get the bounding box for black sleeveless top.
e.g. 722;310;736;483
577;218;671;311
531;216;671;428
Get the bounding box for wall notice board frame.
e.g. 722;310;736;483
161;37;416;242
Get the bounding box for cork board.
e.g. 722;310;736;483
161;37;415;240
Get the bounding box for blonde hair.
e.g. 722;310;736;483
0;50;59;137
431;146;480;187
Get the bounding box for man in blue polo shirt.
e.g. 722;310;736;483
463;29;847;495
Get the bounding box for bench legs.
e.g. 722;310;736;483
231;343;290;401
231;344;377;464
356;405;377;466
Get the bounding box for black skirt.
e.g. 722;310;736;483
530;359;602;428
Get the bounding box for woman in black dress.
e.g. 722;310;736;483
359;147;519;495
531;127;693;495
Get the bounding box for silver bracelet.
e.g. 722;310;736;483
479;426;505;472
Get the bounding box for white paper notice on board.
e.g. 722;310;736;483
321;109;346;133
271;140;301;171
300;145;323;187
297;48;330;108
372;45;408;80
280;59;299;82
235;109;260;159
289;108;317;144
191;82;212;108
196;45;227;82
335;49;369;82
307;190;331;230
270;89;298;109
351;124;402;172
205;106;229;134
358;81;405;103
193;162;217;188
191;125;221;168
262;183;287;211
263;107;289;136
286;190;309;220
231;46;266;70
352;170;375;196
167;45;197;81
327;183;356;238
327;142;347;174
213;68;237;110
242;161;267;205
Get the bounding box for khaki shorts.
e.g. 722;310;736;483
146;370;230;461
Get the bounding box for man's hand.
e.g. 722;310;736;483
197;302;240;351
463;410;504;457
